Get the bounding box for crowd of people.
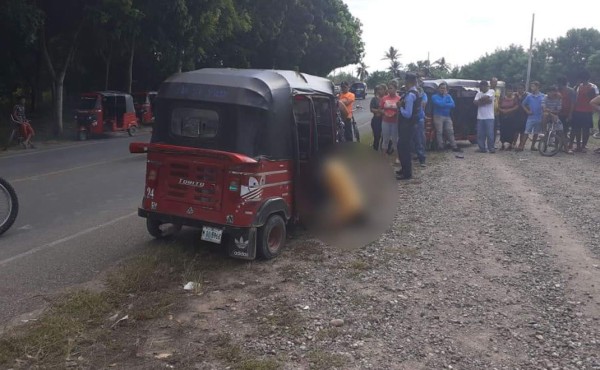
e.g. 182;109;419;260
493;71;600;154
351;69;600;180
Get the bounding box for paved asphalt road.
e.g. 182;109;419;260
0;108;374;324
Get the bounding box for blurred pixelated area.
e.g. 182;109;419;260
297;143;398;251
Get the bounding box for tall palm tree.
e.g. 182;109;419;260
383;46;401;62
432;57;450;72
356;61;369;81
389;60;401;78
383;47;402;78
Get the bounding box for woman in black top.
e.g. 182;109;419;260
370;84;386;151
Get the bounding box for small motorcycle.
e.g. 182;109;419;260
0;177;19;235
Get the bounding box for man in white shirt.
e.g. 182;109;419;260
474;80;496;153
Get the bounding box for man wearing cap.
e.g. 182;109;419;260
339;81;356;142
474;80;496;153
395;73;421;180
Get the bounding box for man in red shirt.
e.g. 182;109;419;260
557;76;575;137
570;70;598;152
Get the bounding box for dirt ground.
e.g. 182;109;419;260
20;141;600;370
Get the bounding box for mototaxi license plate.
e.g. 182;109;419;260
201;226;223;244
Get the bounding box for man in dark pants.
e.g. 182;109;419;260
396;73;421;180
338;81;356;142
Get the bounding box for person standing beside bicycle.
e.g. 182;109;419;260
520;81;544;151
542;86;572;154
557;76;576;139
339;81;356;142
11;96;35;149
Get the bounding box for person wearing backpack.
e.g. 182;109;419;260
395;73;421;180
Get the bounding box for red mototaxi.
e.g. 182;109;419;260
133;91;157;125
130;68;338;260
75;91;139;140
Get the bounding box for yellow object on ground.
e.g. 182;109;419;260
321;157;364;225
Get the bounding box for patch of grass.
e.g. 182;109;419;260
315;327;342;341
214;342;244;363
106;246;187;294
307;349;346;369
0;290;112;367
348;260;370;271
129;292;177;321
0;246;193;368
236;358;281;370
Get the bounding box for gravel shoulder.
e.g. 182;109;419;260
11;142;600;370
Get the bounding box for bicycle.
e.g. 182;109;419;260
0;177;19;236
538;116;566;157
351;105;363;142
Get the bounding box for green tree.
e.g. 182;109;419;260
366;70;393;88
38;0;97;135
548;28;600;82
0;0;44;110
586;51;600;81
356;61;369;81
458;45;529;84
214;0;362;76
383;46;402;77
327;71;356;85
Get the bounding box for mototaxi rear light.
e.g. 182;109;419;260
229;180;239;192
148;169;158;181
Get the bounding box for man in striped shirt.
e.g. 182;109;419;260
542;86;571;154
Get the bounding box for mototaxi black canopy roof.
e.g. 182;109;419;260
157;68;335;110
83;91;135;113
153;69;336;160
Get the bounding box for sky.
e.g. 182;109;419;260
338;0;599;75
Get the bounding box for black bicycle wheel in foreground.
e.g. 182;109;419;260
0;177;19;236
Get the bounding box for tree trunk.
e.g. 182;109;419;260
101;43;113;90
40;23;81;136
177;51;183;73
105;54;111;90
126;34;135;93
54;74;65;136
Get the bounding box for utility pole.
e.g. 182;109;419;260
525;13;535;89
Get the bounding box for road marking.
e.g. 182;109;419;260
10;155;142;183
0;132;151;160
0;211;138;268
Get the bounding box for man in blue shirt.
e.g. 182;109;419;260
431;82;461;152
396;73;420;180
521;81;545;151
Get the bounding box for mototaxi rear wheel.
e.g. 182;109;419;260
146;218;181;239
128;125;138;137
257;214;286;260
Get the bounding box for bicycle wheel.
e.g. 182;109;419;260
538;130;560;157
0;177;18;235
